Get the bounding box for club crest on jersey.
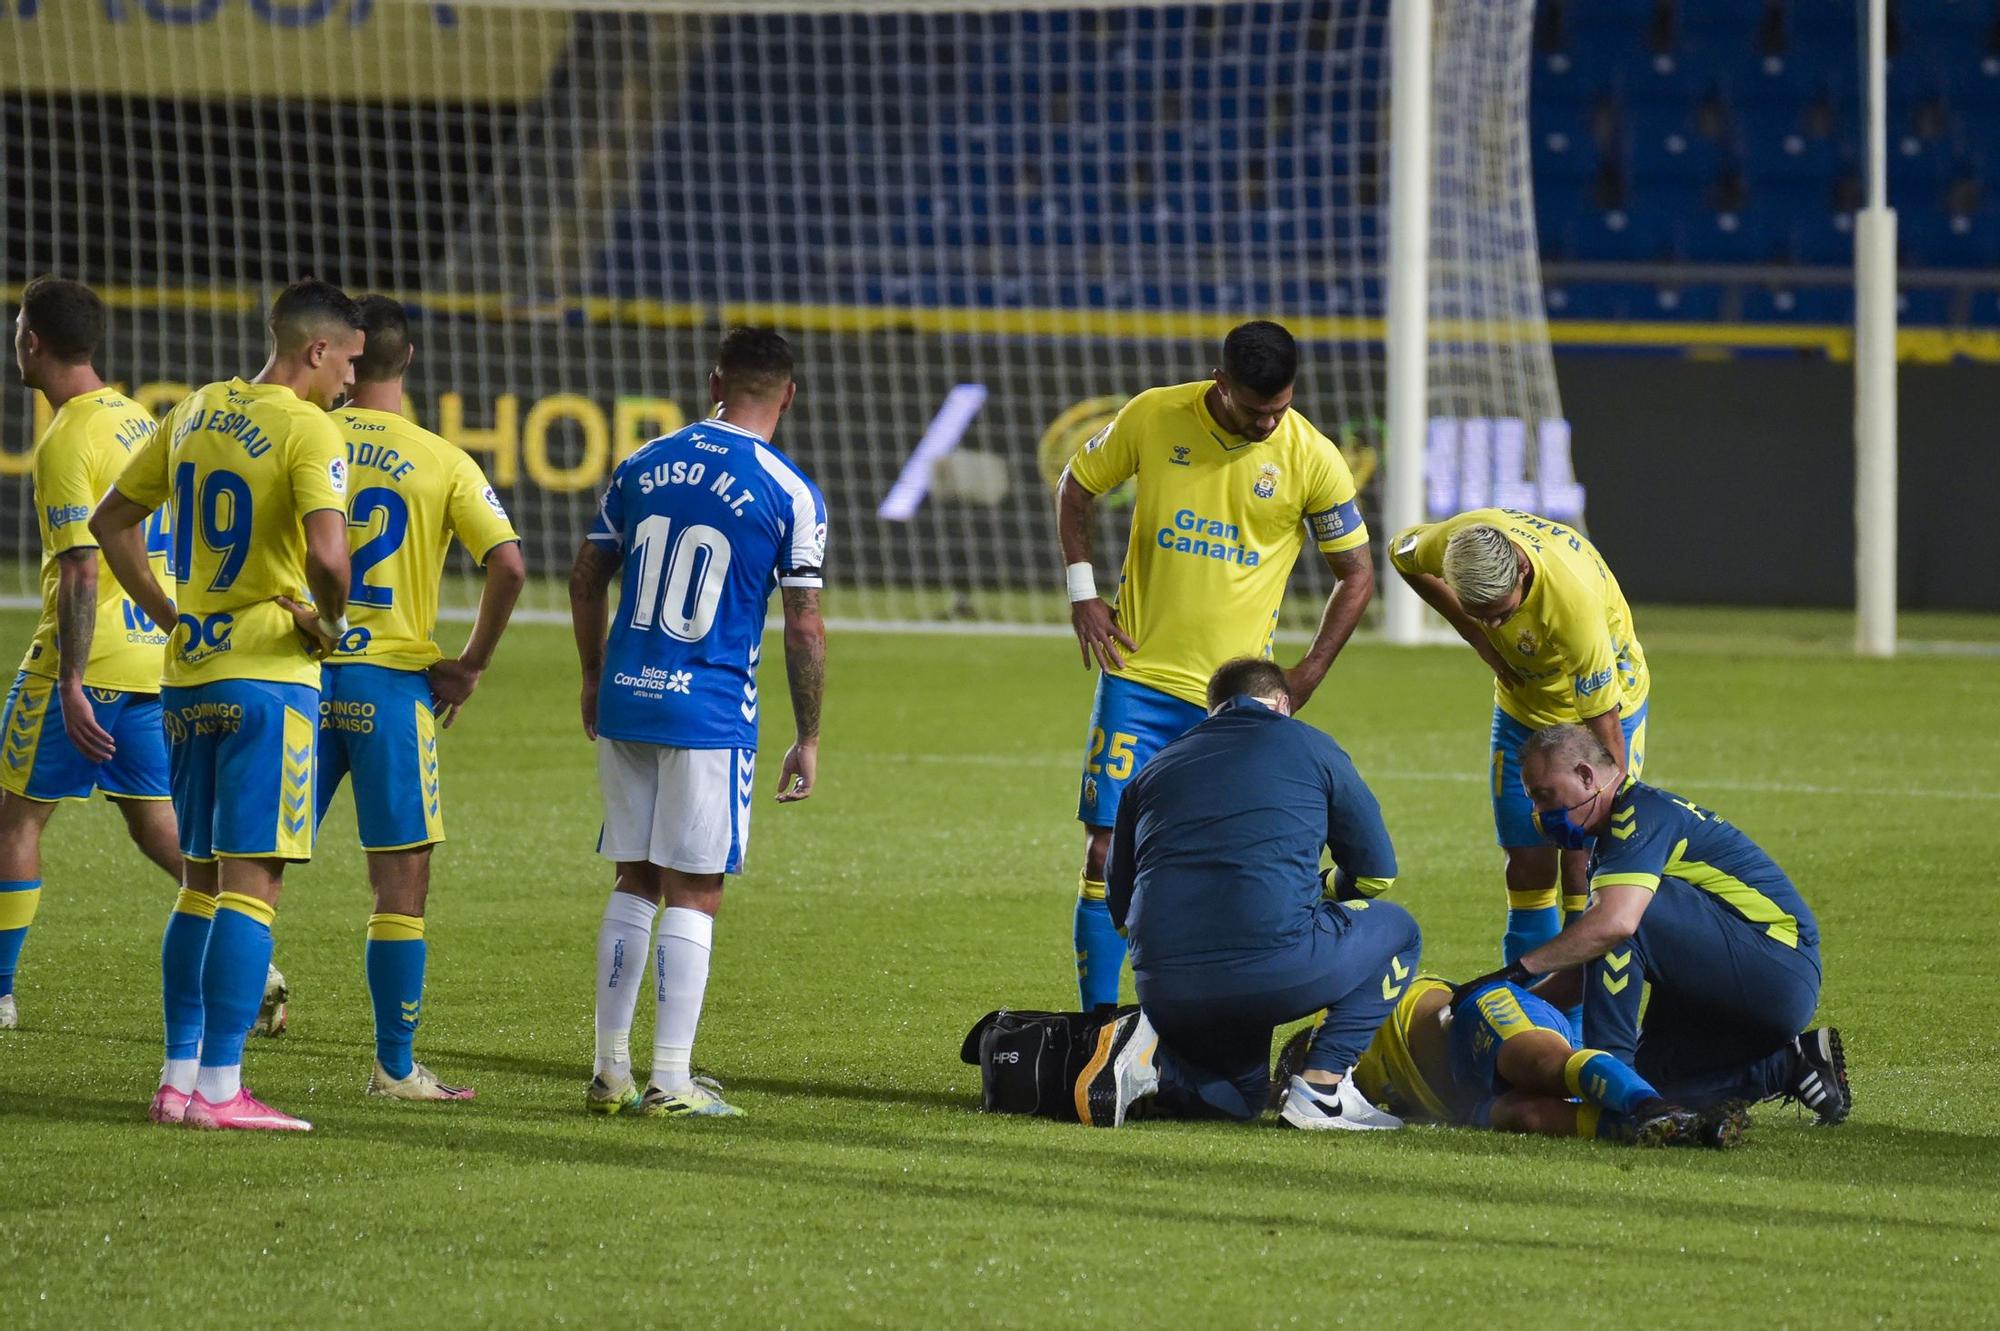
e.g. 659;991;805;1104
1170;445;1192;466
1083;776;1099;807
328;457;348;494
1253;462;1280;499
1516;629;1540;656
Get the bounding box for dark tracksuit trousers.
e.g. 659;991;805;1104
1137;898;1423;1122
1584;877;1819;1109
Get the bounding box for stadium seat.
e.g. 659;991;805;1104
1738;282;1853;323
1899;285;1957;325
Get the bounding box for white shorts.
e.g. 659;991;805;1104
596;738;755;874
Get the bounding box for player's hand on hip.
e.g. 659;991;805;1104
276;595;337;659
1071;598;1136;671
1283;661;1325;710
427;659;483;730
775;738;817;803
57;680;116;765
579;671;600;741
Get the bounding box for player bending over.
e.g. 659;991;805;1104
93;278;361;1132
0;277;180;1030
1388;509;1651;983
317;295;526;1100
1458;723;1850;1125
569;328;826;1119
1279;974;1747;1147
1057;321;1375;1009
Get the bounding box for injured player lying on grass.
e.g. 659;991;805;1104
967;972;1745;1146
1267;971;1750;1147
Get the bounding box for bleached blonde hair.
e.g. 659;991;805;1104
1441;524;1521;610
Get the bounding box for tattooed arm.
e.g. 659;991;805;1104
775;585;825;803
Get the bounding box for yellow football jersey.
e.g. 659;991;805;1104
1389;507;1650;728
1065;380;1369;707
329;406;520;671
19;390;172;693
115;378;348;688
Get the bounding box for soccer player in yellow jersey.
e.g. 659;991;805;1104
1056;321;1374;1008
319;295;525;1101
93;278;361;1132
0;278;178;1030
1387;508;1651;968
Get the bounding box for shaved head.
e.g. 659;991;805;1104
269;278;363;357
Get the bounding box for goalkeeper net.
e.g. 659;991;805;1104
1;0;1561;631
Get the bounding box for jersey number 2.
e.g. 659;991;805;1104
628;514;732;642
349;488;410;610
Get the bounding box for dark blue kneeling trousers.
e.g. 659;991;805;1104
1138;899;1423;1122
1584;877;1820;1108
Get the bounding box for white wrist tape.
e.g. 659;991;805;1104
317;613;349;640
1065;562;1098;603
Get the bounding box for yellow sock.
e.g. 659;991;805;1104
172;888;219;921
366;912;425;942
215;891;275;928
1507;885;1560;912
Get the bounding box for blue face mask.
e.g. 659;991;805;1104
1534;787;1605;849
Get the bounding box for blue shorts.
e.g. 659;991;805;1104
1490;700;1650;848
0;671;170;803
316;663;444;852
1076;673;1207;828
1448;979;1577;1123
162;679;320;862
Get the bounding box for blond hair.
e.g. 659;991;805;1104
1520;723;1614;772
1441;525;1520;610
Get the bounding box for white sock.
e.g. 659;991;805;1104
162;1058;199;1095
594;891;659;1079
195;1063;241;1103
648;907;714;1093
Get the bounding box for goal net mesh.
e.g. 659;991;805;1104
1;0;1559;629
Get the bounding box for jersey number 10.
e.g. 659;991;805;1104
628;514;732;642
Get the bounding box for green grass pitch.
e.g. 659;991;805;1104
2;607;1997;1327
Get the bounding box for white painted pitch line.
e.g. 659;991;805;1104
847;750;2000;802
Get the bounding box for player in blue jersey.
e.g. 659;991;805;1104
568;328;827;1119
1462;723;1851;1125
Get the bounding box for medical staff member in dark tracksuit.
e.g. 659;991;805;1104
1075;656;1420;1130
1459;722;1850;1125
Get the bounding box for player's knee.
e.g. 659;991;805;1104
0;792;55;836
367;847;433;915
1491;1028;1573;1098
1503;845;1556;893
1082;828;1112;881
